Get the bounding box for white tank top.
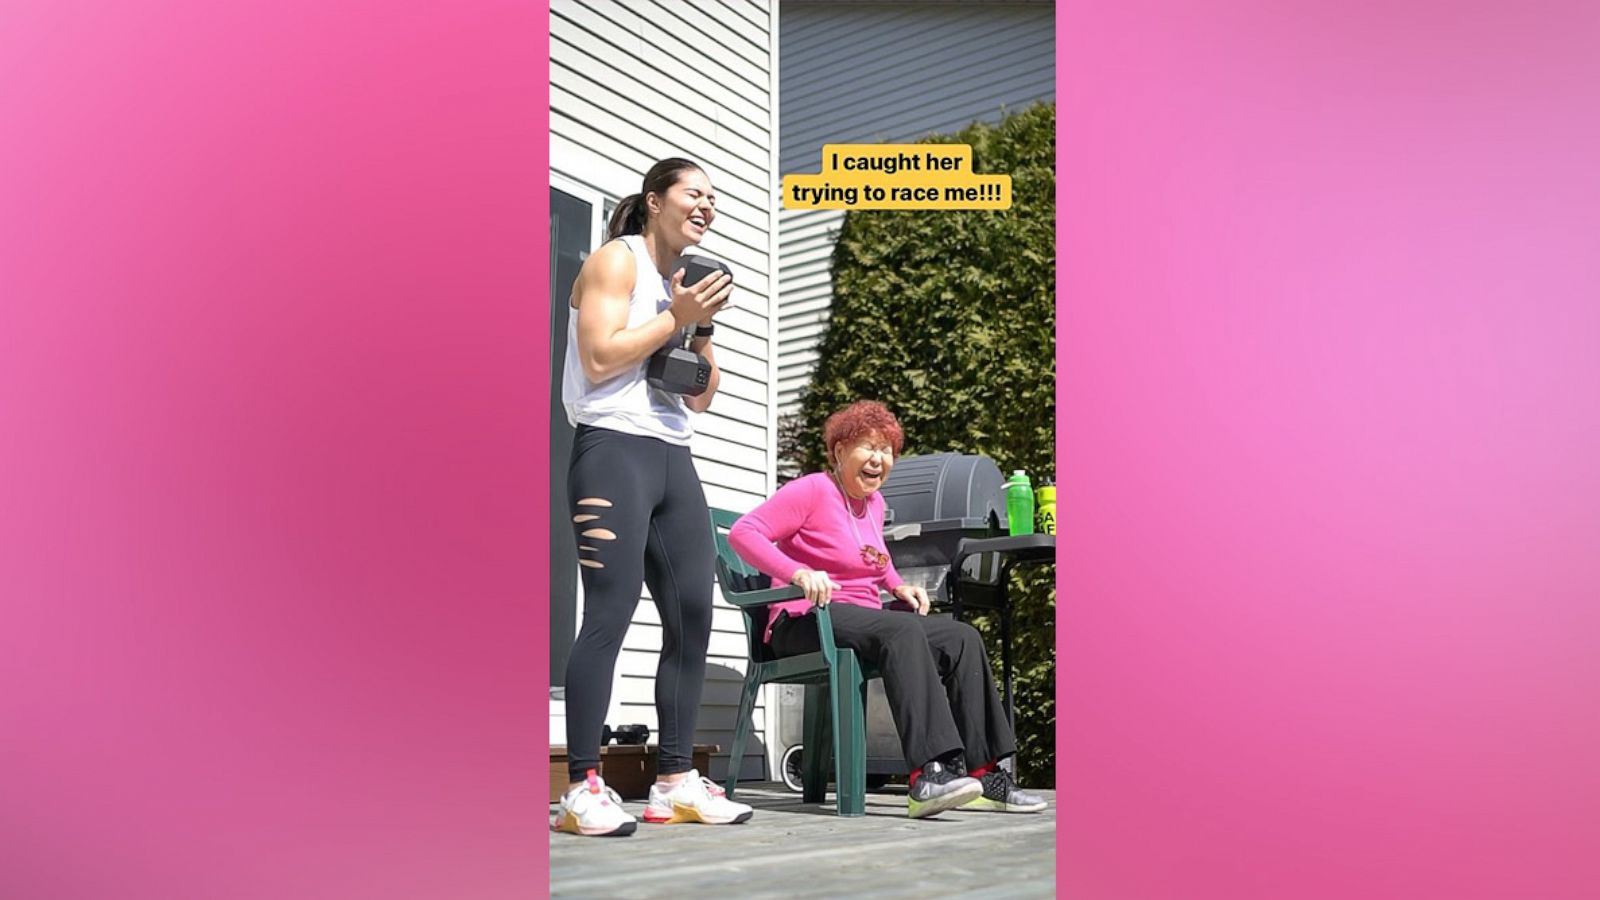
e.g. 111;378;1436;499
561;234;695;445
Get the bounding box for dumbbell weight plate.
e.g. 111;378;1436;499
676;254;733;309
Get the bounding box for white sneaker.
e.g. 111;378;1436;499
551;770;637;837
642;769;754;825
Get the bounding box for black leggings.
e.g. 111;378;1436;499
563;425;715;782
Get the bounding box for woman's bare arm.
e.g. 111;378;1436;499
571;241;689;383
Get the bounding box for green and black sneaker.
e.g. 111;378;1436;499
907;759;982;819
963;767;1048;813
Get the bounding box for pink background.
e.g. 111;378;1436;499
1057;2;1600;898
2;2;550;897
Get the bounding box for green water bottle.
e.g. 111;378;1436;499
1004;470;1035;536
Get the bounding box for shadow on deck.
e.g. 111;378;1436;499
550;782;1056;899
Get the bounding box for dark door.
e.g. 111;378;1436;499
548;187;590;686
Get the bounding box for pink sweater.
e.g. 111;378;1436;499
728;473;905;641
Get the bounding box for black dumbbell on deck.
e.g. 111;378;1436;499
600;723;651;746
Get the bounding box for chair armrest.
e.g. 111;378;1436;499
814;603;839;667
720;584;805;608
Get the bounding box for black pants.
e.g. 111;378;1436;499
563;425;714;782
771;604;1016;771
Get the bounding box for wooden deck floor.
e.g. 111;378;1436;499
550;782;1056;899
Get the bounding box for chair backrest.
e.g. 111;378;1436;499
709;507;779;664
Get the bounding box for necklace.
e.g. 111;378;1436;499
832;472;888;571
831;471;867;518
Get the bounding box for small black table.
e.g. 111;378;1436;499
942;533;1056;726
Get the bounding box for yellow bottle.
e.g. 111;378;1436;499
1034;480;1056;535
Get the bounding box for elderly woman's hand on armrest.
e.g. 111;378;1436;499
791;568;842;607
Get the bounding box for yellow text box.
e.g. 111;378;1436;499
782;143;1012;210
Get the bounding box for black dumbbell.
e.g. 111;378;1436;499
647;254;729;397
646;345;711;395
675;253;733;290
601;723;651;746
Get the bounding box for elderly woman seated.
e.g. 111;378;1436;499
729;400;1046;819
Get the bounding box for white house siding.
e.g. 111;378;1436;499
550;0;779;782
776;1;1056;434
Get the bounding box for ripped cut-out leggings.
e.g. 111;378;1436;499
563;424;715;782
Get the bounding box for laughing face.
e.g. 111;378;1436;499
832;431;896;500
648;167;716;250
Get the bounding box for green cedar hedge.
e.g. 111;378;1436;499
779;102;1057;786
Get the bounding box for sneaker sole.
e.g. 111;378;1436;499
642;803;754;826
550;811;638;837
961;796;1048;813
907;781;983;819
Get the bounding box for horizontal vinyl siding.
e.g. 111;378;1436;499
551;0;776;782
775;2;1055;434
775;207;845;414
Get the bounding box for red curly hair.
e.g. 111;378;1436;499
823;400;905;465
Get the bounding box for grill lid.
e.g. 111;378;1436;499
879;453;1006;570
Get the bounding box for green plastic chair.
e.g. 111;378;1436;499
710;507;872;817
